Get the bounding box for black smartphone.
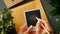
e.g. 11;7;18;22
24;9;41;27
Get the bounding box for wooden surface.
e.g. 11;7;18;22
4;0;49;33
3;0;23;8
11;1;36;33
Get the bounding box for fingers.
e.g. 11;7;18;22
41;23;50;34
36;19;41;34
18;25;33;34
24;25;33;34
18;24;27;34
40;20;53;32
20;24;27;32
36;17;51;30
36;17;53;34
41;30;47;34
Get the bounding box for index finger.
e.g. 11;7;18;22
40;20;53;32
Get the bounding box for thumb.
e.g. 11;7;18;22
24;25;33;34
18;24;27;34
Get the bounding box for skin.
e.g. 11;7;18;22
18;19;54;34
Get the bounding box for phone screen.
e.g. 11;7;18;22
25;9;41;27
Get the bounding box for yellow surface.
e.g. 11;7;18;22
4;0;49;33
3;0;23;8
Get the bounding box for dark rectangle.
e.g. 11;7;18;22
25;9;41;27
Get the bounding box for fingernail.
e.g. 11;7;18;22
29;25;33;28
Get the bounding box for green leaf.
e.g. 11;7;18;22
0;8;14;34
49;9;59;16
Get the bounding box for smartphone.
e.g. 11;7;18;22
24;9;41;27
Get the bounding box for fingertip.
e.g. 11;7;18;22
20;24;27;31
25;25;33;34
29;25;33;29
27;25;33;31
36;19;41;26
20;24;26;28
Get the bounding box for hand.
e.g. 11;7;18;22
18;25;33;34
36;19;53;34
18;19;53;34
